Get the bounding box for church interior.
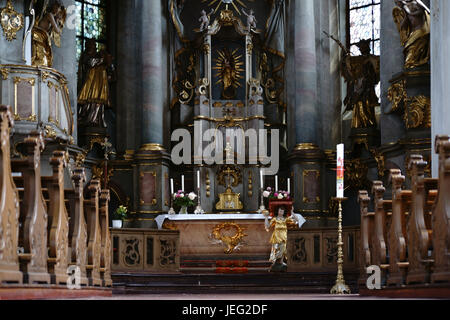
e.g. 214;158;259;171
0;0;450;301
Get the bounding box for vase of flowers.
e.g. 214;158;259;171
112;205;128;228
173;190;197;214
263;187;291;201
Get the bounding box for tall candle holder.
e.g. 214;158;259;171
194;187;205;214
330;197;351;294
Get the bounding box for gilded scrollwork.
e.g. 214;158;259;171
211;222;247;254
0;0;24;41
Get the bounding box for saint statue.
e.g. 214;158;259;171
393;0;431;69
31;0;66;68
198;9;214;32
242;8;257;31
341;40;380;129
264;205;304;272
77;39;116;128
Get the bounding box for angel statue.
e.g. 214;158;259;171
198;9;214;32
242;8;257;31
264;205;305;272
31;0;66;68
78;39;116;128
393;0;431;69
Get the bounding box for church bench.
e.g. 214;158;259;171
84;180;103;287
0;106;23;285
431;136;450;283
371;181;389;283
10;132;51;285
386;169;411;286
405;155;434;285
358;190;373;287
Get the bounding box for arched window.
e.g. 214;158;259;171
348;0;380;56
75;0;107;60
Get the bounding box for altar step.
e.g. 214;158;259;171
180;256;272;274
111;272;360;295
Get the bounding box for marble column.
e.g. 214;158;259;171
431;0;450;177
116;0;137;154
287;0;325;222
134;0;170;225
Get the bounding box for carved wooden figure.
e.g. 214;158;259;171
387;169;411;286
371;181;390;283
406;155;433;284
85;180;102;286
11;132;51;284
431;136;450;283
67;168;88;286
99;189;112;287
358;190;373;287
43;151;70;285
0;105;23;284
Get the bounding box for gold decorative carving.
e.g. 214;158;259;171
345;158;370;190
370;148;386;178
388;80;407;113
248;170;253;198
0;0;24;41
216;187;243;211
206;171;211;198
0;67;9;80
211;222;247;254
217;165;242;187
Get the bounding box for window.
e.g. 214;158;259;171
348;0;380;56
75;0;107;60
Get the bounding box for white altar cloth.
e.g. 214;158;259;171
155;213;306;230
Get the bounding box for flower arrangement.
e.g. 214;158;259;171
112;205;128;221
262;187;291;201
173;190;197;208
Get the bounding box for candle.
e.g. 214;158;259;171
170;178;174;195
181;175;185;191
337;144;344;198
275;175;278;192
197;170;200;189
287;178;290;194
260;169;263;189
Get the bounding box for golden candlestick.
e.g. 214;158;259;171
330;197;351;294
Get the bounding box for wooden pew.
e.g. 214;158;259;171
358;190;373;287
0;105;23;284
85;180;102;287
99;190;112;287
386;169;411;286
406;155;434;284
371;181;390;283
66;168;89;286
431;135;450;283
11;132;51;284
41;151;70;285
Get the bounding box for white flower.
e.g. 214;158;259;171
263;191;271;198
180;193;184;198
278;194;284;200
188;192;197;201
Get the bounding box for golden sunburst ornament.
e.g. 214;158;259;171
202;0;255;16
213;47;244;100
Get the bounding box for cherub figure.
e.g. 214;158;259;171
31;0;66;67
242;8;257;31
199;9;214;32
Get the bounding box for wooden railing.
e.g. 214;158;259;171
358;136;450;289
0;105;111;288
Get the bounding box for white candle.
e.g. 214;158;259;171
181;175;185;191
275;175;278;192
170;178;174;195
260;169;263;189
337;144;344;198
197;170;200;189
287;178;290;194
